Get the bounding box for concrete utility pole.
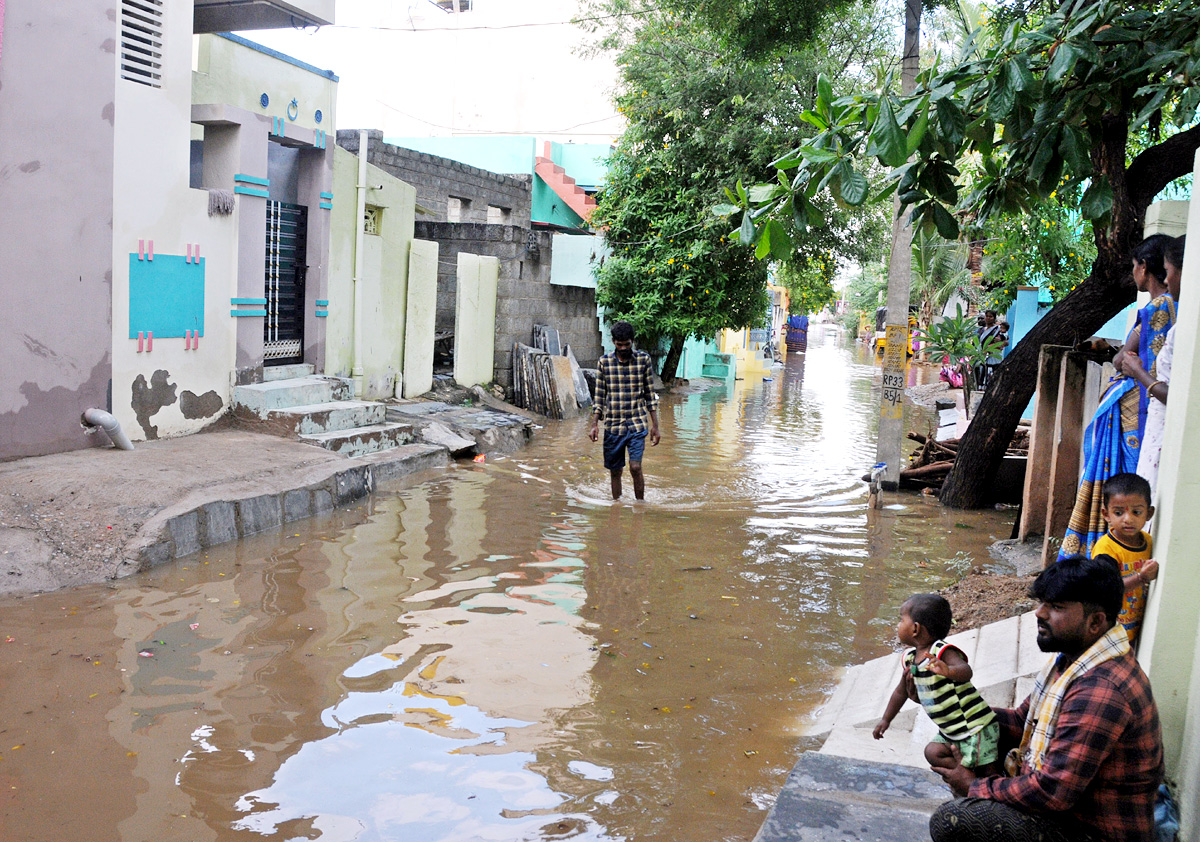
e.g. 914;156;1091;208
874;0;921;491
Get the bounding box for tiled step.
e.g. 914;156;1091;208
299;422;414;457
233;376;353;416
263;363;315;382
262;400;387;436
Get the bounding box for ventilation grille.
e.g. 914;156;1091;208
120;0;164;88
364;206;382;236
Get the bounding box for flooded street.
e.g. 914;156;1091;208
0;326;1012;842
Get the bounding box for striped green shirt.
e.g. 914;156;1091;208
906;641;996;740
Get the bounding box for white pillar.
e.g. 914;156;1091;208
1138;149;1200;835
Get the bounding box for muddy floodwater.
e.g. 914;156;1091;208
0;326;1013;842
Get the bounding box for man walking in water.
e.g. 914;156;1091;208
589;321;661;500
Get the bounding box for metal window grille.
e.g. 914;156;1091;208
120;0;164;88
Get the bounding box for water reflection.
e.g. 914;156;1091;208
0;326;1013;842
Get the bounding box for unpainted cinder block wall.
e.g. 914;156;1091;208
336;130;532;227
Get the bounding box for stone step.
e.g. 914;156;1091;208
299;422;414;457
754;752;949;842
233;376;353;416
262;400;387;436
263;363;316;382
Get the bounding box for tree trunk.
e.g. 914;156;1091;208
939;252;1135;506
659;335;687;382
939;113;1144;508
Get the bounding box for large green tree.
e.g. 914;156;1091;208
728;0;1200;506
588;0;892;380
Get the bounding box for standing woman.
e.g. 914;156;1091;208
1126;236;1185;495
1059;235;1176;559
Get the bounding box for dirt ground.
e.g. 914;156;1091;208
942;568;1038;631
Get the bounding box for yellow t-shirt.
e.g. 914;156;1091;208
1091;531;1152;641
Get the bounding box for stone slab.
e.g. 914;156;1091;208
754;753;948;842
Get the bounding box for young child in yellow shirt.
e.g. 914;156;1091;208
1091;472;1159;642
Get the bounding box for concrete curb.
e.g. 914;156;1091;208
121;443;448;578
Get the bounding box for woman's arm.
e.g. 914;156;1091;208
1119;353;1168;404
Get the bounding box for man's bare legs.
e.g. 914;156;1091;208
610;462;645;500
630;461;645;500
610;468;623;500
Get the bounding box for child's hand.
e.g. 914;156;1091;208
926;656;951;678
873;720;889;740
1137;559;1159;583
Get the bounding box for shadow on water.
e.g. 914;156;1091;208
0;325;1012;842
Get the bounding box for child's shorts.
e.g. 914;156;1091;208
934;720;1000;769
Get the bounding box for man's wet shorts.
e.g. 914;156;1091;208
603;429;647;471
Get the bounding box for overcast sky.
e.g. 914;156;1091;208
242;0;626;142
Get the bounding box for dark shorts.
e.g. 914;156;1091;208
603;429;647;471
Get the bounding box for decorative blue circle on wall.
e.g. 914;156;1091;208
287;99;299;121
260;93;270;109
315;109;323;124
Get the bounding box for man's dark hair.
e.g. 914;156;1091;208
1102;472;1152;508
610;321;635;342
1167;235;1186;271
1030;555;1123;626
904;593;953;640
985;310;997;318
1132;233;1174;283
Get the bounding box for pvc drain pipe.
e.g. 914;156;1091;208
81;408;134;451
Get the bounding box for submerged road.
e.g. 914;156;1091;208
0;325;1011;842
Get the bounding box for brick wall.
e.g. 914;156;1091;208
336;130;532;227
414;222;601;390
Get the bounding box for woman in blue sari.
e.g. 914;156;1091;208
1059;235;1176;560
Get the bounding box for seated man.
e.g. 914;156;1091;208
929;555;1163;842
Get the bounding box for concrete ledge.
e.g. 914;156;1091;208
754;753;948;842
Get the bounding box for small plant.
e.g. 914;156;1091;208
945;551;976;578
913;305;1007;416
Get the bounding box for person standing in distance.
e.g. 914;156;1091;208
589;321;661;500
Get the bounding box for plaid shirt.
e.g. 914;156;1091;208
593;350;658;433
970;649;1163;842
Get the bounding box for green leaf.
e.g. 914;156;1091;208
839;167;869;205
936;98;966;149
930;204;959;240
767;220;792;260
748;184;784;203
736;179;748;204
1080;178;1113;220
1006;56;1035;92
755;219;772;259
907;98;931;157
867;96;908;168
711;203;740;217
739;212;755;245
816;74;833;111
799;110;829;131
1092;25;1139;43
986;72;1016;120
1047;43;1080;83
798;147;839;164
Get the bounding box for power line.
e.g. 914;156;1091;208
308;8;657;34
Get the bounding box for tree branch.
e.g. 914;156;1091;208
1127;123;1200;209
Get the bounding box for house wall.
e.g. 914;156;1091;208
337;131;532;227
1139;151;1200;839
0;0;117;459
413;222;602;390
192;33;336;384
110;1;243;442
326;146;418;399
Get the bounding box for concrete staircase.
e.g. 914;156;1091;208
805;611;1046;769
534;142;597;223
233;364;414;457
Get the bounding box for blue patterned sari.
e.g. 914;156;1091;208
1059;294;1175;560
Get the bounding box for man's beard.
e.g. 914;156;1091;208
617;349;633;360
